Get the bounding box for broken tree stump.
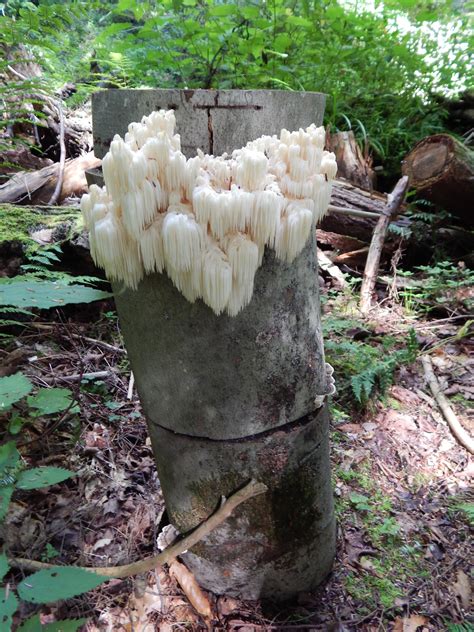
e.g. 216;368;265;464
328;130;376;190
92;88;335;599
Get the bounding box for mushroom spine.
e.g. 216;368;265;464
81;110;337;316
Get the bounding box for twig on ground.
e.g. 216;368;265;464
8;479;268;578
421;355;474;454
389;314;474;335
70;334;125;355
41;370;113;383
18;317;87;447
127;372;134;400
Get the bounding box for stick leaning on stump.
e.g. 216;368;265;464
360;175;409;313
84;88;336;599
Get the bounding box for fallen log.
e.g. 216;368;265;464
322;179;390;242
402;134;474;225
0;152;100;205
0;147;53;178
316;230;366;253
0;203;91;277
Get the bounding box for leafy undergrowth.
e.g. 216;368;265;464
1;291;472;630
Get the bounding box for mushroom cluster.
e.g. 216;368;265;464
81;109;337;316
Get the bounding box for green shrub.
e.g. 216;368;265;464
0;370;110;630
397;262;474;315
1;0;471;177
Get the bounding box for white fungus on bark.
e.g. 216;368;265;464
82;109;337;316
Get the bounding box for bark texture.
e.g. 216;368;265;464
328;130;376;190
152;408;335;599
402;134;474;224
113;236;326;440
100;88;335;599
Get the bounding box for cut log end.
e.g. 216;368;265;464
402;134;474;224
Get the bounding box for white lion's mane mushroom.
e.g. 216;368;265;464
81;110;337;316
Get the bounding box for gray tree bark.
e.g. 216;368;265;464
92;89;335;599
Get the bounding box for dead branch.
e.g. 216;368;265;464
317;247;347;287
421;355;474;454
327;204;381;219
8;479;268;578
41;370;113;383
360;176;409;313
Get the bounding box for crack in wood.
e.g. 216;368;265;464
207;107;214;155
152;409;321;444
193;104;263;110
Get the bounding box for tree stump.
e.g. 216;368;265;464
327;130;375;190
92;89;335;599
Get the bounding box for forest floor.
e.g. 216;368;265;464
3;286;473;631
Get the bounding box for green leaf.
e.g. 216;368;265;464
0;552;10;581
8;414;27;435
0;441;20;478
456;502;474;525
0;442;21;502
16;467;75;491
42;543;60;562
0;280;112;309
0;373;33;411
27;255;54;267
16;615;42;632
325;5;344;19
209;4;236;16
0;486;14;522
0;587;18;630
17;567;109;604
349;492;371;511
27;388;73;416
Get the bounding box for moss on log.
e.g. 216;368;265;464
0;203;85;276
0;203;83;250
